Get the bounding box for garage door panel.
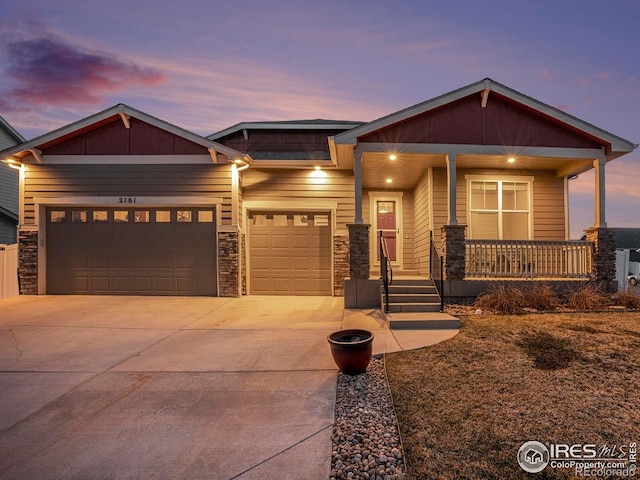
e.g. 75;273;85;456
47;207;217;295
270;234;291;249
271;277;292;293
113;277;132;292
154;252;173;268
249;212;331;296
92;277;111;292
134;277;153;292
71;253;90;268
72;276;90;293
250;277;270;294
155;277;174;293
176;254;196;269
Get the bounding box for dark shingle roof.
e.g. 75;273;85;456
611;228;640;249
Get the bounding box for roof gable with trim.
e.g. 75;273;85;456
0;104;245;164
334;78;636;158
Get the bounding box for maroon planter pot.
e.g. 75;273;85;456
327;329;374;375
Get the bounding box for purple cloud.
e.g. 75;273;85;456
0;36;164;110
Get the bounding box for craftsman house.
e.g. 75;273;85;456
1;79;636;305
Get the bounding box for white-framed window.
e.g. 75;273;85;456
467;176;533;240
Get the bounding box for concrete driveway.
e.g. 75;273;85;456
0;295;457;479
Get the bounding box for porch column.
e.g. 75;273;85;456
446;153;458;225
354;149;363;224
594;154;606;227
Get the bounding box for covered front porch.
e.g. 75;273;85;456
330;79;635;307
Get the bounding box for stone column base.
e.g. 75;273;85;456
218;228;240;297
18;229;38;295
584;227;617;292
441;224;467;281
348;224;370;280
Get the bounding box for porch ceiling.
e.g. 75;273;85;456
361;151;593;190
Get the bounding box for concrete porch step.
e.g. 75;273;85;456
383;293;441;303
386;302;441;313
385;285;439;295
387;312;461;330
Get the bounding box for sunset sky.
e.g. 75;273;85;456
1;0;638;238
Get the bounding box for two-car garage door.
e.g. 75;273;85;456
248;212;331;295
46;207;217;295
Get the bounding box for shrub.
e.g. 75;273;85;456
564;283;609;311
612;291;640;309
474;284;525;314
524;283;560;311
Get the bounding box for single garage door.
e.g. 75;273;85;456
249;211;331;295
46;207;217;295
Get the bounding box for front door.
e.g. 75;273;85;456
370;192;403;269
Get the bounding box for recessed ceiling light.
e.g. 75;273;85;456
385;178;393;184
508;157;516;163
389;154;397;160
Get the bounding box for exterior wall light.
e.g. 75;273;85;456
310;166;328;185
2;158;21;170
508;157;516;163
389;154;397;160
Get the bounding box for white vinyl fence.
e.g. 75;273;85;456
0;243;19;299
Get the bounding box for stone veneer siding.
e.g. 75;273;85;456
584;227;617;291
333;234;349;296
218;230;240;297
18;229;38;295
441;224;467;281
348;224;370;280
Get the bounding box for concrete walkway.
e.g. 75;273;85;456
0;295;458;479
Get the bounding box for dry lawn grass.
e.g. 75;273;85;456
386;312;640;479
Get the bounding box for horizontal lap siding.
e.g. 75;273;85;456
242;169;354;231
431;168;566;240
531;172;566;240
23;164;234;225
413;171;430;275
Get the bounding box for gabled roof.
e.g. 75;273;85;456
613;228;640;249
0;206;18;223
209;119;364;140
333;78;637;157
0;116;25;144
0;104;245;163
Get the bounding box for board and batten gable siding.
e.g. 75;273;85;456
218;129;339;154
430;168;566;241
41;117;206;156
242;168;354;231
22;164;234;225
363;189;415;270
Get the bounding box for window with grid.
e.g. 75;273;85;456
468;180;531;240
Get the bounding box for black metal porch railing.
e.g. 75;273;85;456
430;231;444;311
379;230;393;313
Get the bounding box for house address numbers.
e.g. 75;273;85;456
118;197;137;204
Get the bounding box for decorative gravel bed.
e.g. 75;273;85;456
330;356;406;480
